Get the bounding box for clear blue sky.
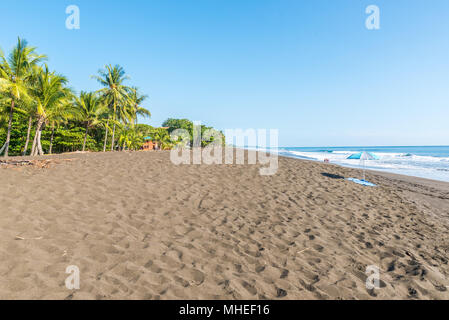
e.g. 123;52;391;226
1;0;448;147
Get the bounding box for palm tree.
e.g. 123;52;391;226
92;64;132;151
47;100;77;154
29;65;73;156
118;126;130;151
128;87;151;125
119;126;144;151
20;65;43;155
151;128;173;150
0;38;46;157
18;92;40;155
128;128;144;151
74;91;108;151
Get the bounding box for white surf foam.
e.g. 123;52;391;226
278;149;449;182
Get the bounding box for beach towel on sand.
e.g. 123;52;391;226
347;178;377;187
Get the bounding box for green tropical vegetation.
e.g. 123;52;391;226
162;118;225;147
0;38;223;157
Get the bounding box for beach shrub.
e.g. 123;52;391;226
162;118;225;147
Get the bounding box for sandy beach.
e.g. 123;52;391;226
0;151;448;300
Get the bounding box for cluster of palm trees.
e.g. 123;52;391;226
0;38;151;157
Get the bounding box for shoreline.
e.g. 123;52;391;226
274;148;449;184
286;153;449;186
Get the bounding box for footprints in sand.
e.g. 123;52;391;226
176;269;205;286
1;152;449;299
241;281;257;296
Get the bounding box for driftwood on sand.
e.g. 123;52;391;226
0;159;74;169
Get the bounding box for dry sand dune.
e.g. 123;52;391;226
0;151;448;300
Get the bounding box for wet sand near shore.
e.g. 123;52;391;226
0;151;448;300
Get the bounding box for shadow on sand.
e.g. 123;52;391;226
321;172;345;180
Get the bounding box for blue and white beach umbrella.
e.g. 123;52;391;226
347;152;380;160
347;151;380;180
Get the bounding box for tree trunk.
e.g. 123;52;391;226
103;120;109;152
49;124;55;154
111;122;116;151
111;103;117;152
31;128;38;156
22;116;33;156
0;143;6;155
82;123;89;152
32;118;45;156
37;129;44;155
3;100;15;157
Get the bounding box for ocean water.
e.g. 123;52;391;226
274;146;449;182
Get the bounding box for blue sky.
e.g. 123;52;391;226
1;0;448;147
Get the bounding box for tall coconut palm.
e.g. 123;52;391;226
16;94;39;155
20;65;43;155
92;64;132;151
74;91;108;151
29;65;72;156
0;38;46;157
